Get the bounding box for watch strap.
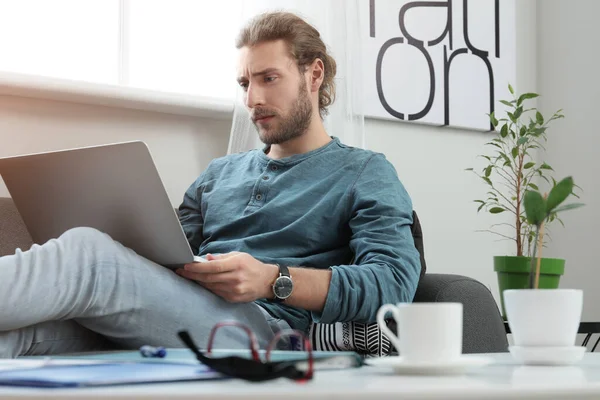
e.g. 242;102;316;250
277;263;290;278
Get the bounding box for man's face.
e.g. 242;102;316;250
237;40;313;145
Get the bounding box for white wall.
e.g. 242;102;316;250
536;0;600;321
0;95;231;207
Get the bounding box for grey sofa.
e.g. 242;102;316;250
0;197;508;354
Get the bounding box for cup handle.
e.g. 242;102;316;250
377;304;401;353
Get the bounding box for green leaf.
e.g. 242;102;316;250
465;168;474;171
483;177;493;186
524;190;547;226
546;176;574;213
500;124;508;138
552;203;585;213
517;93;540;106
541;174;550;183
489;207;505;214
485;165;492;177
500;100;514;107
489;112;499;127
514;106;523;119
536;111;544;125
511;147;519;158
528;183;539;190
477;203;486;212
540;162;553;170
474;200;485;204
520;126;527;137
524;162;535;169
508;84;515;95
517;137;528;146
508;112;516;123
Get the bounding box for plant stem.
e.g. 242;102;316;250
534;221;546;289
496;168;519;189
528;226;540;289
516;152;524;257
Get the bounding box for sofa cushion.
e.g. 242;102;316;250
0;197;33;256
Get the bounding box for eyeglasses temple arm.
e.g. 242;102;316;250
177;330;206;362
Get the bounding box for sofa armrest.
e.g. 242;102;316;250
414;273;508;354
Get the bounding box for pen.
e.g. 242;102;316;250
139;345;167;358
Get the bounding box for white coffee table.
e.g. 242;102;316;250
0;352;599;399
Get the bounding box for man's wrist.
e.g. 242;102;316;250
263;263;280;299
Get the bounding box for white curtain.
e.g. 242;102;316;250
227;0;365;154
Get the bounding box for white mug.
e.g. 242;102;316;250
504;289;583;347
376;302;463;363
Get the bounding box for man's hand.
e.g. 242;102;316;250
176;252;279;303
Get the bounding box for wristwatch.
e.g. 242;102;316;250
272;264;293;302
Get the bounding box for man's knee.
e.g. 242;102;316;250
59;227;110;248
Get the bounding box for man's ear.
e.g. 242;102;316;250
309;58;325;93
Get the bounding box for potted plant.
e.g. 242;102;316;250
466;84;581;317
503;177;584;362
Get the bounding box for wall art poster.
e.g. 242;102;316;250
363;0;516;131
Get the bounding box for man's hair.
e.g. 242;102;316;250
236;11;337;118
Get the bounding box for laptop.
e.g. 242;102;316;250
0;141;205;268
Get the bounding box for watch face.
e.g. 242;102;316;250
273;276;293;299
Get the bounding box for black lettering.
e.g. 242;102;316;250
370;0;376;38
399;1;453;49
495;0;500;58
444;46;495;130
463;0;488;57
376;38;435;121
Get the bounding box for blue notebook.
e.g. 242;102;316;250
2;349;363;388
51;348;364;371
0;362;224;388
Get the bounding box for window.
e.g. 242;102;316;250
0;0;120;84
127;0;243;100
0;0;244;101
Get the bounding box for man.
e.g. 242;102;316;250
0;12;420;358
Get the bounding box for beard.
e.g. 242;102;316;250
251;79;313;145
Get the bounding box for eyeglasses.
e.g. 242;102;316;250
177;321;314;382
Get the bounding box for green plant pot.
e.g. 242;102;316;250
494;256;565;318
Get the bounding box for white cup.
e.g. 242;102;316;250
377;302;463;363
504;289;583;347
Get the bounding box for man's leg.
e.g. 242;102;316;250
0;227;286;358
1;320;120;358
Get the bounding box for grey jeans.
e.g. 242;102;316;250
0;227;290;358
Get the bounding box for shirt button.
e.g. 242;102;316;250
262;176;269;180
256;194;263;201
270;165;279;171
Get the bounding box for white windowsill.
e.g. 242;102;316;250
0;72;234;120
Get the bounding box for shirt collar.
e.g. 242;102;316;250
256;136;341;166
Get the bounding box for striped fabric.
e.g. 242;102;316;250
309;321;394;357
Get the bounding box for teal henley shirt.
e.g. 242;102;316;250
178;137;421;333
